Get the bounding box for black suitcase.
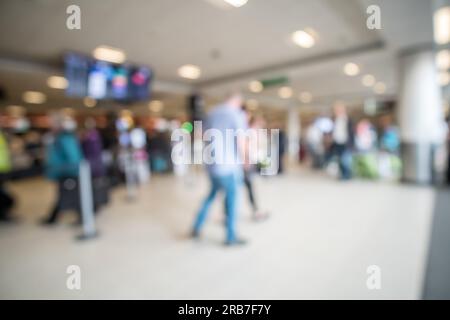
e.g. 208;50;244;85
57;177;81;212
92;176;109;211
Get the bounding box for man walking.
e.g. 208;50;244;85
192;93;248;246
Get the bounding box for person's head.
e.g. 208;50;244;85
357;118;371;134
49;112;63;132
333;102;347;117
379;114;392;129
225;91;243;109
61;116;77;132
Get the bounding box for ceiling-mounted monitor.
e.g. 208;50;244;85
64;52;153;102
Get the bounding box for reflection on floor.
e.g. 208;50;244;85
0;168;436;299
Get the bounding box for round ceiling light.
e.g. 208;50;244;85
344;63;360;76
362;74;376;87
249;81;263;93
291;30;315;48
178;64;201;80
278;86;293;99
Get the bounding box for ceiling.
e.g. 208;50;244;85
0;0;439;115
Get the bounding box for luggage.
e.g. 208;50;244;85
353;152;402;180
151;154;169;173
92;176;109;211
353;153;378;179
57;177;81;212
58;175;109;214
378;152;402;181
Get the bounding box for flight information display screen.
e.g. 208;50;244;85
64;52;153;102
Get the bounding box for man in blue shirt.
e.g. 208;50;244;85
192;93;248;246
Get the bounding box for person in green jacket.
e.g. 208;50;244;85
0;130;14;221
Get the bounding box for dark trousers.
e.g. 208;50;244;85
244;170;258;212
46;177;81;223
447;155;450;185
276;153;285;175
326;143;352;179
0;180;14;219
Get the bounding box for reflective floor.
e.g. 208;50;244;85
0;168;436;299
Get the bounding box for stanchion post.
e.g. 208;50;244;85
77;159;98;240
124;150;137;201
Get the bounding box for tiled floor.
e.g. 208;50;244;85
0;168;436;299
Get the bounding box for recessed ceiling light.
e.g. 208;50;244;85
84;97;97;108
278;86;293;99
93;45;126;64
362;74;376;87
248;81;263;93
224;0;248;7
178;64;201;80
22;91;46;104
299;92;312;103
149;100;164;112
291;30;315;48
434;6;450;45
436;49;450;70
344;63;360;76
373;82;386;94
437;71;450;86
47;76;68;89
246;99;259;110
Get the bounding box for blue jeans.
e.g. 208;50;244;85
193;172;241;242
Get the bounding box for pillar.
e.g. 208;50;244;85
287;106;301;163
397;48;445;184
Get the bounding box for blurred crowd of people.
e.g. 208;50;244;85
1;98;449;249
0;110;175;222
304;103;404;181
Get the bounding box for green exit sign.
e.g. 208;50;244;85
261;76;289;88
